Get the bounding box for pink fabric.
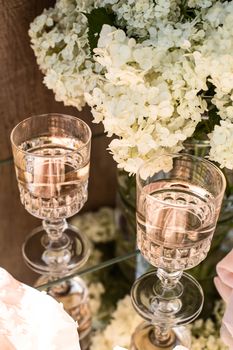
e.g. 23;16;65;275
214;276;232;303
215;249;233;349
0;336;15;350
0;267;80;350
221;292;233;349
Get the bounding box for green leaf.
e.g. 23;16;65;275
193;81;221;139
84;7;116;54
193;107;221;140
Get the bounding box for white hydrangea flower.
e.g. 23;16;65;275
29;0;99;111
85;24;208;174
190;301;227;349
139;153;174;180
209;120;233;170
30;0;233;173
90;295;142;350
71;207;116;243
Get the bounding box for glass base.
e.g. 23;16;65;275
36;276;92;350
130;322;191;350
22;224;90;276
131;270;203;327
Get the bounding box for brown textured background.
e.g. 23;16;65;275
0;1;117;284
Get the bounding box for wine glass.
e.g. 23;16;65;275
131;154;226;349
11;113;91;277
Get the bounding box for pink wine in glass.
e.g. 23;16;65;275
137;180;217;271
15;136;89;220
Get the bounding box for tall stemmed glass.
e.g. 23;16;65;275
11;114;91;277
131;154;226;349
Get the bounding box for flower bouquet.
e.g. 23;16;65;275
30;0;233;174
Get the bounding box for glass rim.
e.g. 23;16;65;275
136;153;226;204
10;113;92;159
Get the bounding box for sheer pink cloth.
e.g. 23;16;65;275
0;268;80;350
214;249;233;349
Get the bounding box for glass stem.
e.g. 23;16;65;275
157;268;183;289
41;219;71;274
150;269;183;347
152;324;173;346
43;219;67;243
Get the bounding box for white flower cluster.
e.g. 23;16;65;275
90;295;226;350
209;120;233;169
90;295;142;350
86;23;208;173
30;0;233;173
98;0;181;39
190;300;227;349
71;207;116;243
29;0;100;110
191;320;227;350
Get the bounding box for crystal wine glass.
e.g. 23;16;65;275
131;153;226;349
11;113;91;277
